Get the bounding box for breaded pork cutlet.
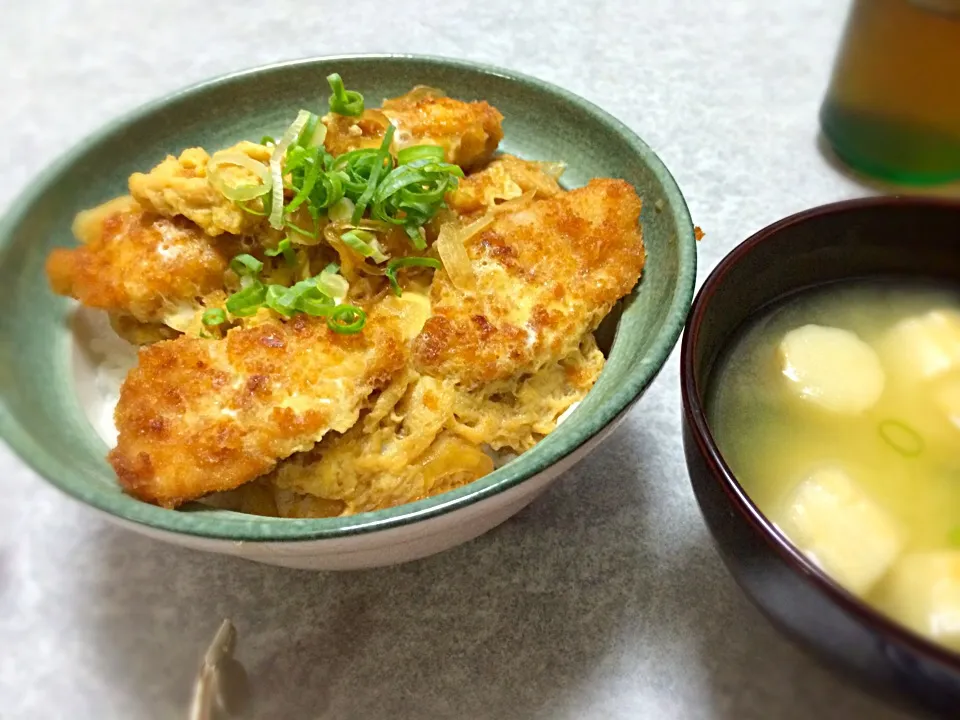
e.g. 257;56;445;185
323;87;503;169
109;309;406;507
414;178;645;387
210;180;643;517
45;196;240;328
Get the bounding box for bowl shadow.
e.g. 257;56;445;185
66;413;911;719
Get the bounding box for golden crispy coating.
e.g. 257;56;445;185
45;197;238;325
208;335;603;518
382;89;503;169
323;88;504;168
322;109;393;157
109;310;406;507
447;154;564;216
414;179;644;387
129;141;269;236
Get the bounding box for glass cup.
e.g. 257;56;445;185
820;0;960;187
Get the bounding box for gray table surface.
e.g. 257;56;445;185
0;1;921;718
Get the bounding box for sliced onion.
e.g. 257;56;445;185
317;268;349;300
534;161;567;180
207;151;272;202
458;213;495;243
436;222;477;291
491;189;537;215
269;109;312;229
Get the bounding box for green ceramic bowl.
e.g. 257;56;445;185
0;55;696;568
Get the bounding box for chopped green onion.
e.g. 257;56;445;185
371;156;463;248
397;145;445;165
237;200;268;217
265;237;296;266
284;219;318;240
260;135;276;146
284;146;322;214
332;149;382;201
352;125;396;224
264;284;299;317
225;280;267;317
878;419;924;458
230;254;264;276
207;151;273;202
328;197;355;223
341;229;389;263
317;266;349;299
296;113;320;148
384;256;442;295
327;73;364;116
269;109;313;229
297;291;336;317
202;308;226;326
327;304;366;334
310;170;345;210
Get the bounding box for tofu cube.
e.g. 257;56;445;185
777;325;885;415
883;309;960;383
779;468;905;595
873;552;960;651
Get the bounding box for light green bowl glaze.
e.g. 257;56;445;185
0;55;696;541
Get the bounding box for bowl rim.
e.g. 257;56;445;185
680;195;960;671
0;53;697;541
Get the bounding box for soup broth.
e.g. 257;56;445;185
708;280;960;652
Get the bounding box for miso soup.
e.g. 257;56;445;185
708;280;960;652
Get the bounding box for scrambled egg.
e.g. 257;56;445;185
46;86;646;516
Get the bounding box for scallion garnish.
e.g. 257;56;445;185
226;280;267;317
317;265;349;300
397;145;445;165
352;125;396;224
265;283;298;317
878;419;924;458
327;304;367;334
202;308;226;326
384;256;442;295
328;197;355;223
340;229;389;263
284;219;319;240
210;75;470;334
229;254;264;276
264;237;296;266
327;73;364;116
284;146;323;215
269;109;313;229
372;156;463;249
296;113;321;148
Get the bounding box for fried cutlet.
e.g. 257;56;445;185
108;309;406;507
45;196;239;326
324;88;503;168
446;154;564;216
414;178;645;387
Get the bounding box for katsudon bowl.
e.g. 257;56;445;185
0;55;696;570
